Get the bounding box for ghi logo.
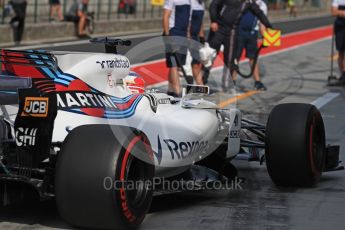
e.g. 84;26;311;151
15;127;38;147
21;97;49;117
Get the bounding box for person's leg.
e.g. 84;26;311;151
12;19;20;44
78;15;86;35
221;33;234;89
50;5;54;19
333;24;345;85
335;25;345;78
165;43;183;95
19;2;27;43
57;4;63;20
10;15;19;42
245;33;262;83
250;59;260;82
232;34;246;82
192;64;203;85
226;28;239;78
338;51;345;84
222;28;238;90
190;38;203;85
17;17;25;44
10;3;20;43
338;52;345;73
249;58;266;90
168;67;181;95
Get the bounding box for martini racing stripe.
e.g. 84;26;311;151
104;97;142;119
57;92;143;119
30;53;77;84
111;94;135;103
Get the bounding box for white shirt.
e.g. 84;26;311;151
164;0;191;29
191;0;204;11
255;0;268;31
332;0;345;7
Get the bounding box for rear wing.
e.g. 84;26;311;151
0;49;58;124
0;49;57;110
1;49;58;73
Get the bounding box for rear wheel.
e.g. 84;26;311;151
55;125;154;230
265;103;325;187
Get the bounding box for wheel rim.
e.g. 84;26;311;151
125;154;150;208
118;135;153;214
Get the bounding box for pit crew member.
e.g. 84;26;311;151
332;0;345;85
208;0;272;89
163;0;191;97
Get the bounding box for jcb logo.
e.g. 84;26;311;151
21;97;49;117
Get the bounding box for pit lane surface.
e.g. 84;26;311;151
1;16;345;229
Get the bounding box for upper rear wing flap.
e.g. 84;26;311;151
1;49;58;71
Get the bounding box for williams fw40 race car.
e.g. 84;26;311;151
0;38;343;230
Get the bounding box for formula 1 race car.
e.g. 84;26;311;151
0;38;343;230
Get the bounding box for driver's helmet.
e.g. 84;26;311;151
124;71;146;94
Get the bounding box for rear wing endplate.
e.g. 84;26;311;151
0;49;58;70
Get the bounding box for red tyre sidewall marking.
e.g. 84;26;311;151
119;135;142;223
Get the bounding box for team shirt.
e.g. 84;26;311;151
238;0;267;33
164;0;191;30
255;0;268;31
191;0;204;11
332;0;345;8
68;0;88;16
332;0;345;25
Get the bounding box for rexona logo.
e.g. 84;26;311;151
15;127;38;147
21;97;49;117
163;139;209;160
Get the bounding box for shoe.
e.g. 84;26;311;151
340;73;345;85
329;73;345;86
254;81;267;91
167;91;179;97
77;34;91;39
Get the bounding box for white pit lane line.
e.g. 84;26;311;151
311;92;340;109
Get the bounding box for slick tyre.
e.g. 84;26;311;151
55;125;154;230
265;103;325;187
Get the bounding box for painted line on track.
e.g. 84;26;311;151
311;92;340;109
218;91;259;108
